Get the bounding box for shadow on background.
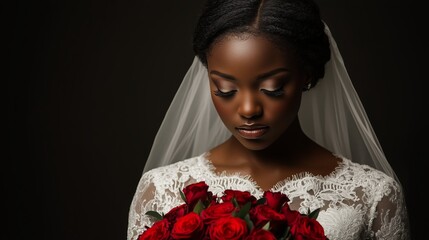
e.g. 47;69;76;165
6;0;425;239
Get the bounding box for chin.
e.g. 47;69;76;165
236;138;272;151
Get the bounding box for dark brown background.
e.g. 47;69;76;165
6;0;426;239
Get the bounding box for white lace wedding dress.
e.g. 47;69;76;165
127;152;410;240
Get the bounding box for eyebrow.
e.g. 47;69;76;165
210;68;289;81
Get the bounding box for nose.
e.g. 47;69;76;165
237;91;262;119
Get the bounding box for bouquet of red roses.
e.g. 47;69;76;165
138;181;328;240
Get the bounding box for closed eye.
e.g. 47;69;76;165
260;86;284;97
213;89;237;97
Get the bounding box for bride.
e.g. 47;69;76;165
128;0;410;239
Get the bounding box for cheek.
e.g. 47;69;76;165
211;96;233;122
264;95;302;123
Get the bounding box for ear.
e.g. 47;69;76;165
302;74;314;92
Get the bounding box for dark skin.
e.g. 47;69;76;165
206;34;339;191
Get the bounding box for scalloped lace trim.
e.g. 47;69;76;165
201;151;349;192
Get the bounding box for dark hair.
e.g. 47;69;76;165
193;0;331;87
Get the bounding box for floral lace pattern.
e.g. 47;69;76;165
128;153;410;240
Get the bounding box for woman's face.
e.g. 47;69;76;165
207;35;309;150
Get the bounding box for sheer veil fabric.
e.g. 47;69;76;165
141;23;399;183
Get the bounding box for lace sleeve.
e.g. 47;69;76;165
127;159;201;240
368;179;410;240
127;171;157;240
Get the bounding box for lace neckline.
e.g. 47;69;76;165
198;152;349;192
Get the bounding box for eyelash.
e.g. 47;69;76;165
213;89;236;97
214;86;285;98
261;87;285;97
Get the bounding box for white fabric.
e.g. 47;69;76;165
128;153;409;240
142;54;230;174
299;24;396;180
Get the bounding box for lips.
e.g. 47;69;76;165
236;125;269;139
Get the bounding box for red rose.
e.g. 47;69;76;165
245;228;277;240
208;216;248;240
164;203;188;223
290;215;327;240
263;191;289;211
250;205;287;232
183;181;213;209
201;201;236;224
138;219;170;240
221;189;257;206
171;212;204;239
281;203;301;225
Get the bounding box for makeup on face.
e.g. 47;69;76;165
207;35;308;150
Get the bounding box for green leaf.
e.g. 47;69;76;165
262;221;270;230
308;208;320;219
256;197;266;205
145;211;163;221
232;197;239;207
193;199;204;214
179;189;187;203
244;214;254;231
278;225;291;240
237;202;251;219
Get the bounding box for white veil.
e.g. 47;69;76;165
142;24;398;182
